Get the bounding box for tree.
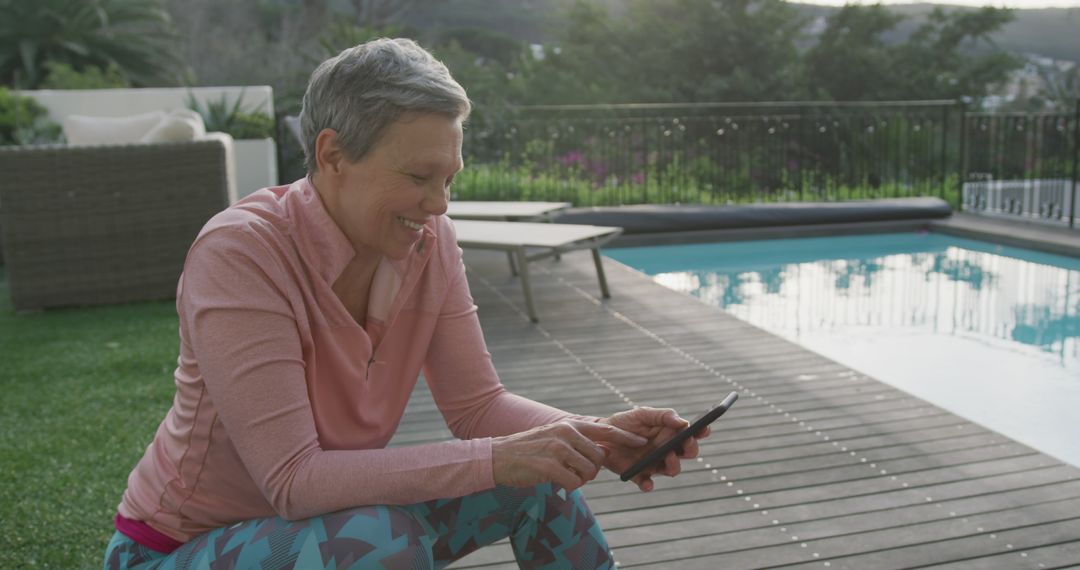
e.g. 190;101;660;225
805;4;1020;103
348;0;420;30
316;21;407;61
511;0;807;105
508;0;634;105
892;7;1020;101
436;28;523;67
803;4;903;100
621;0;806;102
0;0;179;88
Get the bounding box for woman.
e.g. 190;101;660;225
105;38;709;570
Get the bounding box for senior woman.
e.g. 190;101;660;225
105;38;709;570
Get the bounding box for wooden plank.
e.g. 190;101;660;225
426;249;1080;568
597;471;1080;533
928;538;1080;569
771;517;1080;570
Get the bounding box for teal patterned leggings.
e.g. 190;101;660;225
103;484;613;569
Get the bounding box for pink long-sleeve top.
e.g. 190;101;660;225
117;178;587;546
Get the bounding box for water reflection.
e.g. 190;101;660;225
1011;305;1080;357
647;237;1079;369
926;254;995;290
608;233;1080;466
834;259;885;291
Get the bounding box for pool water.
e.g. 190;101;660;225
607;232;1080;468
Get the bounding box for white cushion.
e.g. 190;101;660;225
167;108;203;123
200;131;238;204
63;111;166;145
140;110;206;144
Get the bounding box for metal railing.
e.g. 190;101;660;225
959;100;1080;228
461;100;958;207
458;99;1080;228
269;99;1080;228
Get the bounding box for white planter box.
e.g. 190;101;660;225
234;138;279;199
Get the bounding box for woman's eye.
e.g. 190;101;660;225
410;174;429;183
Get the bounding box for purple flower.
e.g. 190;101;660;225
558;150;587;169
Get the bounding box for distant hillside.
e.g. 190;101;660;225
993;7;1080;62
405;1;1080;64
806;3;1080;64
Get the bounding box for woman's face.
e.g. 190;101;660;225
327;112;463;261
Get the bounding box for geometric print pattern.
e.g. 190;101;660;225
104;483;614;569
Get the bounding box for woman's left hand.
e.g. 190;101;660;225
596;407;711;492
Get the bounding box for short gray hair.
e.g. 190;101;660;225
299;38;471;172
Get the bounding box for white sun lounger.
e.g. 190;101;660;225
451;220;623;322
447;200;573;273
446;201;572;221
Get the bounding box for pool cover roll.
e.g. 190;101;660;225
553;197;952;234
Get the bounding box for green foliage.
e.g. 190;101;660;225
317;21;405;60
508;1;631;105
437;28;523;67
227;113;276;140
803;4;903;100
621;0;806;102
434;38;521;156
0;0;180;89
40;62;131;89
453;158;959;208
805;5;1021;103
0;88;62;145
433;1;1020;108
479;0;809;105
187;91;275;139
894;7;1020;101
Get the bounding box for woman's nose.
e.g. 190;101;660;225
422;184;449;216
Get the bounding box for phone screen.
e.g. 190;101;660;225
620;391;738;482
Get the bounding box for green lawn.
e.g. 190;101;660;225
0;268;180;569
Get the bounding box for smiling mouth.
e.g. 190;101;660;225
397;216;424;231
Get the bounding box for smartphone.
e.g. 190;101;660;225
620;391;739;482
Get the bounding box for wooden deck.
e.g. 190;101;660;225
390;248;1080;569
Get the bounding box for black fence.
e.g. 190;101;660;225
455;99;1080;228
461;101;957;206
273;100;1080;228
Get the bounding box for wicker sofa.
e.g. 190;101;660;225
0;137;234;311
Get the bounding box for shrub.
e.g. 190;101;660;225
40;62;131;90
452;160;959;207
0;0;179;89
0;88;63;145
187;90;275;139
227;112;276;140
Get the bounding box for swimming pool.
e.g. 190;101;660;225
607;232;1080;468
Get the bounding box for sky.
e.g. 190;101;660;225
794;0;1080;7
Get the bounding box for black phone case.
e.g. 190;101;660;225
620;391;738;482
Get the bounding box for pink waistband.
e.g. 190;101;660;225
114;513;184;554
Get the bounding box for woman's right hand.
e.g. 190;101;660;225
491;420;648;492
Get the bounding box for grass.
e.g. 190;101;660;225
0;267;180;569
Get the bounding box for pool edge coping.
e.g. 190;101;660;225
606;214;1080;260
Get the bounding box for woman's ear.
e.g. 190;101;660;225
314;129;345;175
